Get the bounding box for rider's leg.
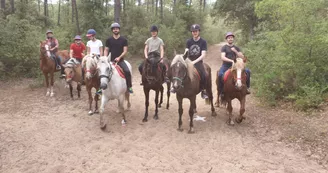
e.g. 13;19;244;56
194;61;208;99
245;68;251;94
218;65;230;96
118;60;133;93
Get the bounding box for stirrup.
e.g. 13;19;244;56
201;90;208;99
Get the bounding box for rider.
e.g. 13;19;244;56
45;30;64;76
86;29;103;57
104;22;133;94
171;24;208;99
69;35;86;82
138;25;168;85
219;32;251;99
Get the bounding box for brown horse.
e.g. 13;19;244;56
39;41;69;97
215;57;247;125
63;58;82;99
142;51;171;122
171;52;216;133
82;55;100;115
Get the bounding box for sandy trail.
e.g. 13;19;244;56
0;44;327;173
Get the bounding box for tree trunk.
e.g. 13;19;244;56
57;0;61;26
73;0;80;34
114;0;121;23
105;0;108;16
160;0;163;23
151;0;154;13
1;0;5;10
189;0;192;6
155;0;158;16
10;0;14;13
71;0;75;23
199;0;202;11
146;0;149;12
137;0;141;6
38;0;40;13
203;0;206;11
173;0;176;13
122;0;125;16
44;0;48;26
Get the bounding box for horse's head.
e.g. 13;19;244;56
97;56;113;90
84;54;99;79
40;41;51;59
231;58;246;90
171;54;188;91
63;63;76;84
144;51;162;84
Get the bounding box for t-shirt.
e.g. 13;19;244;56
221;44;241;67
87;39;103;55
46;38;59;53
186;37;207;61
145;37;164;54
70;43;86;59
105;36;128;62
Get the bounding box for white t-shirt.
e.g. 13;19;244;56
87;39;103;55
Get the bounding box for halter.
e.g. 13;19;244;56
172;63;187;88
99;61;113;82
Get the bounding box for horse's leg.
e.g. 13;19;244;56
94;90;99;114
69;84;73;99
125;91;131;111
206;79;217;117
50;72;55;97
188;96;196;134
226;100;234;125
166;82;171;109
99;93;108;130
215;72;220;107
44;72;50;96
158;85;164;108
87;87;94;115
142;87;150;122
118;95;126;125
77;83;81;98
177;95;183;132
153;89;160;120
236;97;246;123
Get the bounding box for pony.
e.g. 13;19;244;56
171;52;216;133
63;58;82;99
97;55;132;130
142;51;171;122
215;57;248;125
39;41;70;97
82;55;100;115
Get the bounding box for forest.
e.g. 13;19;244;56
0;0;327;109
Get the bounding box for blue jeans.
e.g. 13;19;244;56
218;65;251;95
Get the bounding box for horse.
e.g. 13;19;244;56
215;57;248;125
82;55;100;115
171;52;217;133
39;41;70;97
141;51;171;122
63;58;82;99
97;55;132;130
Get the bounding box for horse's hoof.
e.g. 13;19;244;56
153;115;158;120
215;102;220;107
116;110;121;113
166;105;169;110
46;92;50;97
212;111;217;117
94;110;99;114
177;128;183;132
88;111;94;115
235;117;245;124
50;93;55;97
188;129;195;134
121;120;127;126
142;118;148;122
226;120;235;126
158;104;162;108
100;123;107;130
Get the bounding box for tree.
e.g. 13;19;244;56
114;0;121;23
44;0;48;26
1;0;5;10
72;0;80;34
10;0;14;13
57;0;61;26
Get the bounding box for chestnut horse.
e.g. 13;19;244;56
82;55;100;115
171;52;216;133
215;57;248;125
141;51;171;122
39;41;69;97
63;58;82;99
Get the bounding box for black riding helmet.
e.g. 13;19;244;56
190;24;201;32
150;25;158;32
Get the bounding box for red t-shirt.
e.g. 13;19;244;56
70;43;86;59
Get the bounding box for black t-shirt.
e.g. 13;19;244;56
186;37;207;61
221;44;241;66
105;36;128;62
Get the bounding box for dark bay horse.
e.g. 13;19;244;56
171;53;216;133
39;41;69;97
82;55;100;115
63;58;82;99
142;51;171;122
215;57;248;125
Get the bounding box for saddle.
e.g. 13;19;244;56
113;63;125;79
223;69;247;83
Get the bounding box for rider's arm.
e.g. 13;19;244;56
144;44;149;59
69;44;74;58
193;51;206;64
232;47;244;58
99;40;103;56
118;46;128;60
160;45;164;59
221;52;234;63
104;47;109;57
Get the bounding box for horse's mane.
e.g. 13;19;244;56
83;55;97;69
171;54;195;81
232;58;245;71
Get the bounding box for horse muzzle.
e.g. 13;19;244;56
100;83;107;90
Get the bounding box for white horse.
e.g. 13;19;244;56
97;55;132;130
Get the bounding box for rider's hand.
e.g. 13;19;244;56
114;57;120;62
160;58;163;63
231;47;237;52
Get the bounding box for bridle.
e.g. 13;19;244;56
172;62;187;88
99;61;113;82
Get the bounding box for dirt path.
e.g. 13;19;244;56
0;44;327;173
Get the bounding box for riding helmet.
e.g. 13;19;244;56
110;23;121;30
190;24;201;32
225;32;235;39
150;25;158;32
86;29;96;37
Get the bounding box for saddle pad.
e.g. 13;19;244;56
194;68;201;81
114;64;125;79
223;69;231;83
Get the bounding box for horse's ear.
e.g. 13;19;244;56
243;56;248;63
183;50;189;59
